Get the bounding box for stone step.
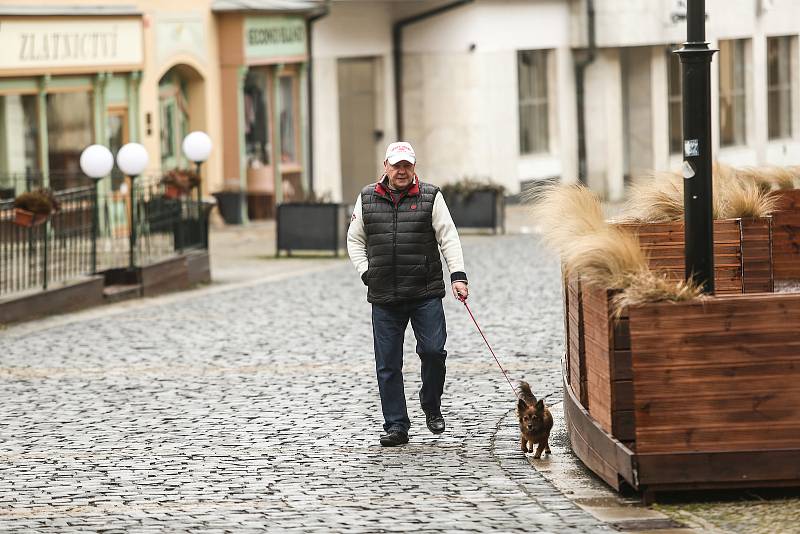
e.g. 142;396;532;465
102;284;141;303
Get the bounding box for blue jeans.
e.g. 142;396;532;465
371;297;448;434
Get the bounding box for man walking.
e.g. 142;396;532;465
347;141;468;447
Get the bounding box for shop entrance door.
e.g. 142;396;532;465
338;57;381;205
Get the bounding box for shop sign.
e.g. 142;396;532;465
0;19;143;72
244;16;306;62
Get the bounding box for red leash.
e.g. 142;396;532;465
459;296;518;398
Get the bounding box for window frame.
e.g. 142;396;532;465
517;49;550;156
718;39;749;148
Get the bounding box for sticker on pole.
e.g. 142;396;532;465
684;139;700;157
682;160;696;179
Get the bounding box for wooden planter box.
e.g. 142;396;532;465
617;218;773;294
442;189;505;234
276;203;346;256
564;286;800;501
769;189;800;282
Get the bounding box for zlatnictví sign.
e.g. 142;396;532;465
0;19;143;72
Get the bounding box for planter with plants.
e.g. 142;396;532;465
13;188;60;227
440;179;505;233
537;185;800;502
161;168;200;199
276;191;345;256
613;163;783;294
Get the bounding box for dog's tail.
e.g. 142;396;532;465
517;381;536;403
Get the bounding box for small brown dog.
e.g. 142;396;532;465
517;381;553;458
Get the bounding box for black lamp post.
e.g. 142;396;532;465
79;144;114;274
675;0;717;294
182;131;213;248
116;143;149;271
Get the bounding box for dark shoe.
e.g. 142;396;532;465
424;410;445;434
380;430;409;447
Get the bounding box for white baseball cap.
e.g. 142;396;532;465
385;141;416;165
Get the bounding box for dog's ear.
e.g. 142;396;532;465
518;397;527;411
536;399;545;412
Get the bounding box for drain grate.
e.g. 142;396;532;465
610;518;686;531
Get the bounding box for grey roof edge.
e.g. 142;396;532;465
0;5;141;16
211;0;326;13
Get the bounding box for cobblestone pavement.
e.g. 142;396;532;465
0;234;615;533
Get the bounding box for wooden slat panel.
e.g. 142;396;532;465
740;217;774;292
629;294;800;454
618;220;745;294
769;189;800;211
564;370;636;489
771;211;800;280
567;275;587;407
636;449;800;486
582;284;613;434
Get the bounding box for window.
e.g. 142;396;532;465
719;39;748;147
667;46;683;154
46;91;93;176
279;75;297;163
518;50;549;155
0;94;39;176
243;68;271;166
768;36;793;140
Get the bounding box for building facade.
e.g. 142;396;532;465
313;0;800;203
0;0;798;211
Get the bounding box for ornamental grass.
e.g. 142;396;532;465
532;185;702;316
619;162;786;223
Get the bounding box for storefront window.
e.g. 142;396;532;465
244;69;270;165
279;75;296;163
47;91;93;177
0;94;40;178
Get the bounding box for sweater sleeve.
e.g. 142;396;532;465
346;195;369;284
432;192;468;284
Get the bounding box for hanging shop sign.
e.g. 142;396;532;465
244;16;306;62
0;18;144;73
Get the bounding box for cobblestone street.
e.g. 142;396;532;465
0;234;613;533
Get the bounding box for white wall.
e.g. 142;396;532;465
402;0;573;193
311;2;396;201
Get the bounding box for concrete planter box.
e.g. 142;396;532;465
276;203;346;256
442;189;505;233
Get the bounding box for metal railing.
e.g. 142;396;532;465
0;173;210;298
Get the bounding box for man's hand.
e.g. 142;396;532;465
452;281;468;301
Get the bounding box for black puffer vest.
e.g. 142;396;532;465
361;178;446;304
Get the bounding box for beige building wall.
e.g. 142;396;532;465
0;0;224;195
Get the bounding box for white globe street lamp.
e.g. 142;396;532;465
182;131;212;204
116;142;149;177
115;142;149;270
182;131;212;163
80;144;114;179
80;144;115;273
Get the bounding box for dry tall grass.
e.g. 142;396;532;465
533;185;703;315
621;162;783;222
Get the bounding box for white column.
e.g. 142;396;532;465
585;48;625;201
555;46;578;184
651;46;670;172
751;33;768;163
